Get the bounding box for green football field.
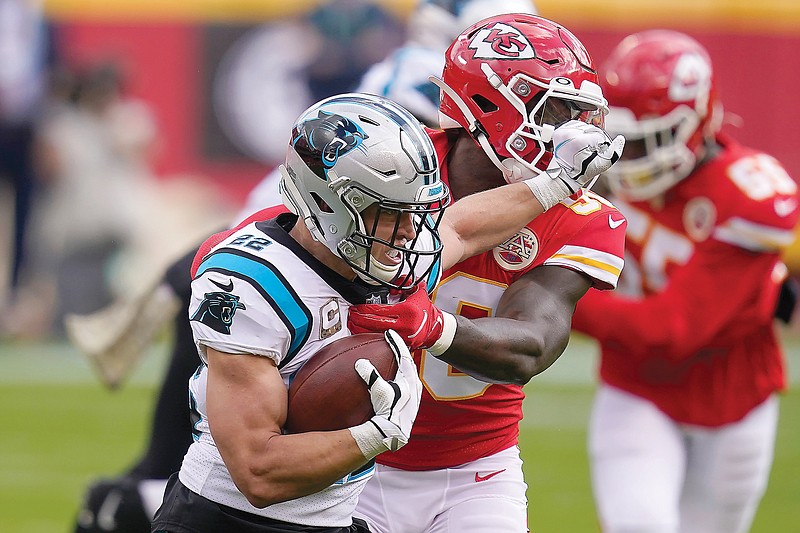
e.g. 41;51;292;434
2;332;798;532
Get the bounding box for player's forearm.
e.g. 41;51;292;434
437;315;567;385
441;181;545;265
572;286;735;360
230;430;369;508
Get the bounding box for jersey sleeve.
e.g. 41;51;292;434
711;150;799;253
541;192;627;290
190;206;290;278
189;257;291;365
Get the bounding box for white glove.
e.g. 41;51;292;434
348;329;423;459
552;120;625;191
525;120;625;210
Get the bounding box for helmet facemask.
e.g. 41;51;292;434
333;179;449;290
503;74;607;179
604;105;701;201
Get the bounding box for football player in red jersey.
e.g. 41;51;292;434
346;14;627;533
571;30;800;533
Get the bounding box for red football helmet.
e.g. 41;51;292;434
435;14;607;183
601;30;724;201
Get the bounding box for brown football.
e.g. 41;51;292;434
284;332;398;433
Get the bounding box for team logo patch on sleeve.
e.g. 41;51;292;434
191;291;247;334
493;227;539;271
683;196;716;242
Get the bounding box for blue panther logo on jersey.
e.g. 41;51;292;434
292;110;368;178
191;291;247;335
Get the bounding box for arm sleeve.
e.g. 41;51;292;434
540;200;627;291
572;238;783;361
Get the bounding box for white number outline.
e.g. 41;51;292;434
421;272;507;401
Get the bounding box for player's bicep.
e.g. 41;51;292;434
206;348;286;481
500;266;591;315
498;266;592;345
438;225;467;272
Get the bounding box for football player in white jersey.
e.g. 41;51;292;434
357;0;538;129
150;92;618;533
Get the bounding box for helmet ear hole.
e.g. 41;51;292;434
472;94;499;113
311;192;334;213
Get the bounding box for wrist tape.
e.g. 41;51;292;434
348;420;388;460
427;312;458;357
523;172;572;211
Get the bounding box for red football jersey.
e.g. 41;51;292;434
572;135;799;427
379;129;627;470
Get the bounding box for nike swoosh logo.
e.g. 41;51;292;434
409;310;428;339
475;469;506;482
211;279;234;292
608;215;625;229
96;488;123;531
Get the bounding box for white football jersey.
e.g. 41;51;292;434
181;213;438;526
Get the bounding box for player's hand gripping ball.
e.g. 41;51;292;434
284;333;399;433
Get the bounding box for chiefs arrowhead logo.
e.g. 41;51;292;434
668;52;711;104
469;22;536;60
493;227;538;271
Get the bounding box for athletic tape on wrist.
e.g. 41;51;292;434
348;420;388;460
427;312;458;357
523;172;571;211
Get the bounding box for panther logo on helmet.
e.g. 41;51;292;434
292;111;368;177
468;22;535;60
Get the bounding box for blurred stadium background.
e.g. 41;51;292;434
1;0;799;531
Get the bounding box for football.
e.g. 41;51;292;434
284;332;398;433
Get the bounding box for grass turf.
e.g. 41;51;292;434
1;334;798;532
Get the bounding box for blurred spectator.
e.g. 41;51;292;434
211;0;404;165
0;0;49;301
22;62;161;336
304;0;403;100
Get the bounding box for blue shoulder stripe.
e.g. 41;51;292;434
196;250;312;366
426;215;442;295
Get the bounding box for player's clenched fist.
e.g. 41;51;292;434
523;120;625;210
348;283;458;355
348;330;423;458
551;120;625;192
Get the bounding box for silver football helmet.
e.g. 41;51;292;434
280;93;449;290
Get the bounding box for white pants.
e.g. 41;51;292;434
589;385;778;533
354;445;528;533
